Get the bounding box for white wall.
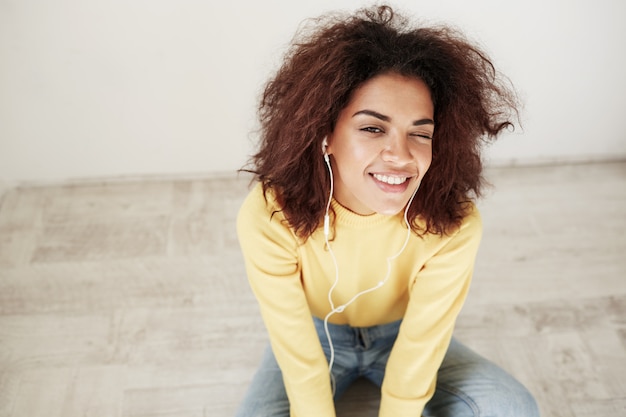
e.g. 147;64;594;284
1;0;625;184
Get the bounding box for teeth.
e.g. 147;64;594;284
373;174;408;185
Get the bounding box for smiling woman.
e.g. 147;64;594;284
235;4;536;417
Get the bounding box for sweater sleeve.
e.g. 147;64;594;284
236;185;336;417
379;205;482;417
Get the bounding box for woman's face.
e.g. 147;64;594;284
326;72;435;216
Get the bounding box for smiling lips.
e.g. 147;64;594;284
372;173;411;185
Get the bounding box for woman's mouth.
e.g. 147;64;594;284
371;173;410;185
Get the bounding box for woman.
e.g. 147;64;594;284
236;5;539;417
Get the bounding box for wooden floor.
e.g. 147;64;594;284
0;161;625;417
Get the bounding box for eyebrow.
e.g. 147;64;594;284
352;109;434;126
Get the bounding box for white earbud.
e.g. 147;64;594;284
322;137;332;237
322;138;330;162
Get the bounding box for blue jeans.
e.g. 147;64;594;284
236;318;539;416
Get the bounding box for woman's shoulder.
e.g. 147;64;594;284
459;201;482;232
417;201;482;247
237;182;290;233
237;182;300;256
443;201;483;245
239;182;280;216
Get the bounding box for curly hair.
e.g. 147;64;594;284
242;4;519;239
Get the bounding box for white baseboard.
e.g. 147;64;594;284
485;154;626;168
0;170;252;190
0;180;14;204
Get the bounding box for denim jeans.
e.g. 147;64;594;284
236;317;540;416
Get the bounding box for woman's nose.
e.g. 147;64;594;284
381;134;412;164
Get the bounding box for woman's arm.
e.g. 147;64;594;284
237;184;335;417
379;206;483;417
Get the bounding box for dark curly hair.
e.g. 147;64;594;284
242;4;519;239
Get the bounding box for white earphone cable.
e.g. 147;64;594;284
322;151;419;394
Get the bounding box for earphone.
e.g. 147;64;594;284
322;138;332;238
320;136;419;394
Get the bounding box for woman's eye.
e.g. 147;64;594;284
361;126;383;134
411;133;433;140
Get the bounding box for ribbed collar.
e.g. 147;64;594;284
330;198;405;230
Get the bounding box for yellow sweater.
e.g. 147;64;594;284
237;183;482;417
